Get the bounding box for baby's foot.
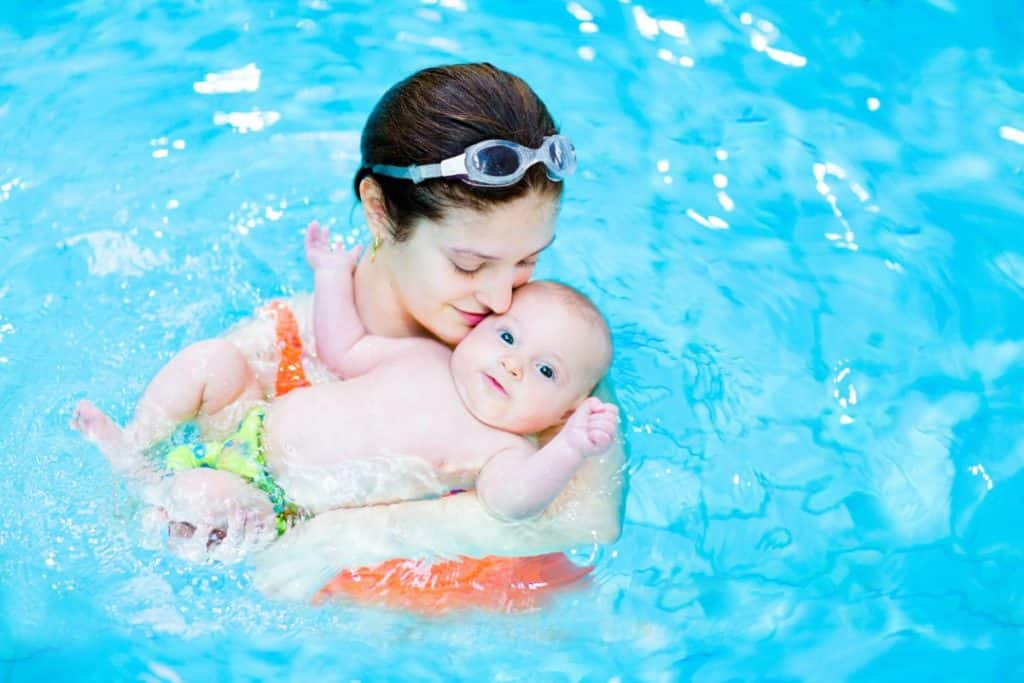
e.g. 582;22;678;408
71;400;123;445
71;399;132;466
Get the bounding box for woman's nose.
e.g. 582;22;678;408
476;270;515;314
499;356;523;380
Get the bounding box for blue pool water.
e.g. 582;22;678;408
2;0;1023;679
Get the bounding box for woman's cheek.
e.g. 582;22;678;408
441;272;474;304
514;266;535;288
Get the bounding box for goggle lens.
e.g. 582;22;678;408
549;139;565;167
545;137;575;179
471;146;521;177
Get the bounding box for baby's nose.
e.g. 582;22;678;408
500;356;523;379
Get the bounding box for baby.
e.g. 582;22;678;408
73;224;617;555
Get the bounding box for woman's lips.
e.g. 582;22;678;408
484;372;507;396
454;307;488;326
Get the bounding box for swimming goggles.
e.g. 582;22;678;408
369;134;576;187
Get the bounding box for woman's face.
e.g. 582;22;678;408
387;191;559;346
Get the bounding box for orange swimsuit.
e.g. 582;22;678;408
263;301;592;614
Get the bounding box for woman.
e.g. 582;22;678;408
225;63;625;604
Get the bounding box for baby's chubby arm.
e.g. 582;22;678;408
307;222;426;378
305;222;367;377
307;223;427;376
476;397;619;520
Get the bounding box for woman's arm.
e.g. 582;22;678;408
253;400;626;602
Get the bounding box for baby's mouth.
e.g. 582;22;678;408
483;372;508;396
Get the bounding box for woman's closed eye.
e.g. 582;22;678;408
451;259;484;275
454;258;534;275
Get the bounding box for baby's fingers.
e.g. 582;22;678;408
586;428;613;450
570;397;605;423
586;409;619;430
306;221;333;254
347;243;364;264
305;220;321;244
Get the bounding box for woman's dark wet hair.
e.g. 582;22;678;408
354;63;564;242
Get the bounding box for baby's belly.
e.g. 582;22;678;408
260;389;469;512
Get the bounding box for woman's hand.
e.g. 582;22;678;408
304;221;362;274
562;397;619;457
253;504;402;602
143;469;278;564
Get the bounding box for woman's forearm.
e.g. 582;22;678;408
252;442;625;601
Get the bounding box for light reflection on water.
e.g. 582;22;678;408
1;0;1023;679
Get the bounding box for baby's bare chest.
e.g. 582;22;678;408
268;357;504;475
358;359;500;470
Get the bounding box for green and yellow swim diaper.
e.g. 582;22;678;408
166;407;306;535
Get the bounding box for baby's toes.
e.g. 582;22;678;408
70;399;94;431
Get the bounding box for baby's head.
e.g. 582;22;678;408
450;280;612;435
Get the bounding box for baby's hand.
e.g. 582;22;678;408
305;221;362;273
562;397;619;457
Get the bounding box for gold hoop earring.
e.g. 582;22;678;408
370;235;381;262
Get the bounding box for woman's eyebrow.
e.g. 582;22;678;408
450;236;556;261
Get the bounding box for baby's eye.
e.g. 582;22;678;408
537;363;555;380
499;330;515;345
517;258;538;268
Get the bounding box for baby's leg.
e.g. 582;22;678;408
73;338;262;476
72;400;156;481
221;310;280;397
130;338;263;445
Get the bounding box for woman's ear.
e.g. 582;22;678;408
358;177;390;242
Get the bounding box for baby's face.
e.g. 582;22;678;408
450;286;607;435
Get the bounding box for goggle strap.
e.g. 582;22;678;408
439;155;468;180
370;163;416;181
372;158;461;184
410;162;442;183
